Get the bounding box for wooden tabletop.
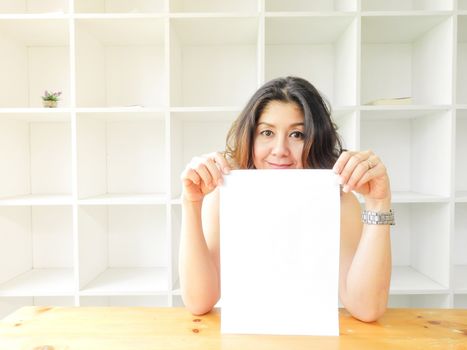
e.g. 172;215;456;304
0;307;466;350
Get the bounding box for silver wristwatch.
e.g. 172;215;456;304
361;209;395;225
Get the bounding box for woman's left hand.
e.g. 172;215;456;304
332;150;391;203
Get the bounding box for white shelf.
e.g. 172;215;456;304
170;17;258;107
75;0;165;14
76;18;166;108
390;203;450;290
453;266;467;292
0;19;69;108
391;191;450;203
0;2;465;315
265;0;357;12
360;110;452;198
456;191;467;202
361;0;453;11
0;269;74;296
388;294;450;308
265;15;357;106
0;1;69;14
458;16;467;104
80;268;169;295
456;110;467;196
0;194;73;206
170;0;258;13
77;115;166;199
390;266;448;294
361;15;452;106
78;193;166;205
78;205;168;295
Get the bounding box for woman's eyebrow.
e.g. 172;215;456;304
257;122;304;127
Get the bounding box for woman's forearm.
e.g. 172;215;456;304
179;199;220;315
343;199;392;322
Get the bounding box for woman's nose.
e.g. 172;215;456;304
271;137;289;157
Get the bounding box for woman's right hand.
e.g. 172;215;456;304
181;152;231;203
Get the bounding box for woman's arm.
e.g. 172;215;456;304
334;150;392;322
339;193;391;322
179;192;221;315
179;152;228;315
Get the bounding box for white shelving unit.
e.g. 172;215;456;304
0;0;466;317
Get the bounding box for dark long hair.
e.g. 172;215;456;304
225;76;343;169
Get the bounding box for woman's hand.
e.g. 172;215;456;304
332;150;391;206
181;152;231;203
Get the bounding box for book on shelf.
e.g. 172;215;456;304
365;97;412;106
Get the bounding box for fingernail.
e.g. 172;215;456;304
343;185;349;193
224;167;230;174
338;176;344;185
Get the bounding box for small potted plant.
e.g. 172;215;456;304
42;90;62;108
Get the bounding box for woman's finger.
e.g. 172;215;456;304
332;151;352;175
182;168;202;186
192;160;213;187
339;150;372;186
203;157;223;186
212;152;231;174
354;161;386;190
345;155;380;192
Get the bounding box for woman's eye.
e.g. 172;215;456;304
290;131;304;139
260;130;273;137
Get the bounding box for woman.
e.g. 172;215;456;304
179;77;393;322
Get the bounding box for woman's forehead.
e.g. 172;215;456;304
258;101;304;125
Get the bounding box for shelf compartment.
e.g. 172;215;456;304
265;0;357;12
78;205;169;295
78;193;166;205
80;295;169;306
75;0;165;13
0;115;72;200
0;296;74;319
170;0;258;13
0;19;69;108
389;203;450;293
0;269;74;296
0;206;74;296
77;112;166;200
0;1;69;14
388;294;450;308
75;18;166;108
453;266;467;292
171;206;181;291
361;0;452;11
265;16;357;107
360;109;452;198
0;194;73;206
457;110;467;197
170;111;237;198
170;17;258;107
454;294;467;308
361;15;453;106
454;204;467;292
459;16;467;104
332;110;357;151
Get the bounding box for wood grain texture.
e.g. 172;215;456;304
0;307;466;350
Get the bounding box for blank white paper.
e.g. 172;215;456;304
220;169;340;336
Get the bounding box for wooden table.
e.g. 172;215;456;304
0;307;466;349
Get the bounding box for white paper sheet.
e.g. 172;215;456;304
220;169;340;336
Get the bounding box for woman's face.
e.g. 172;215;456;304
253;101;305;169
